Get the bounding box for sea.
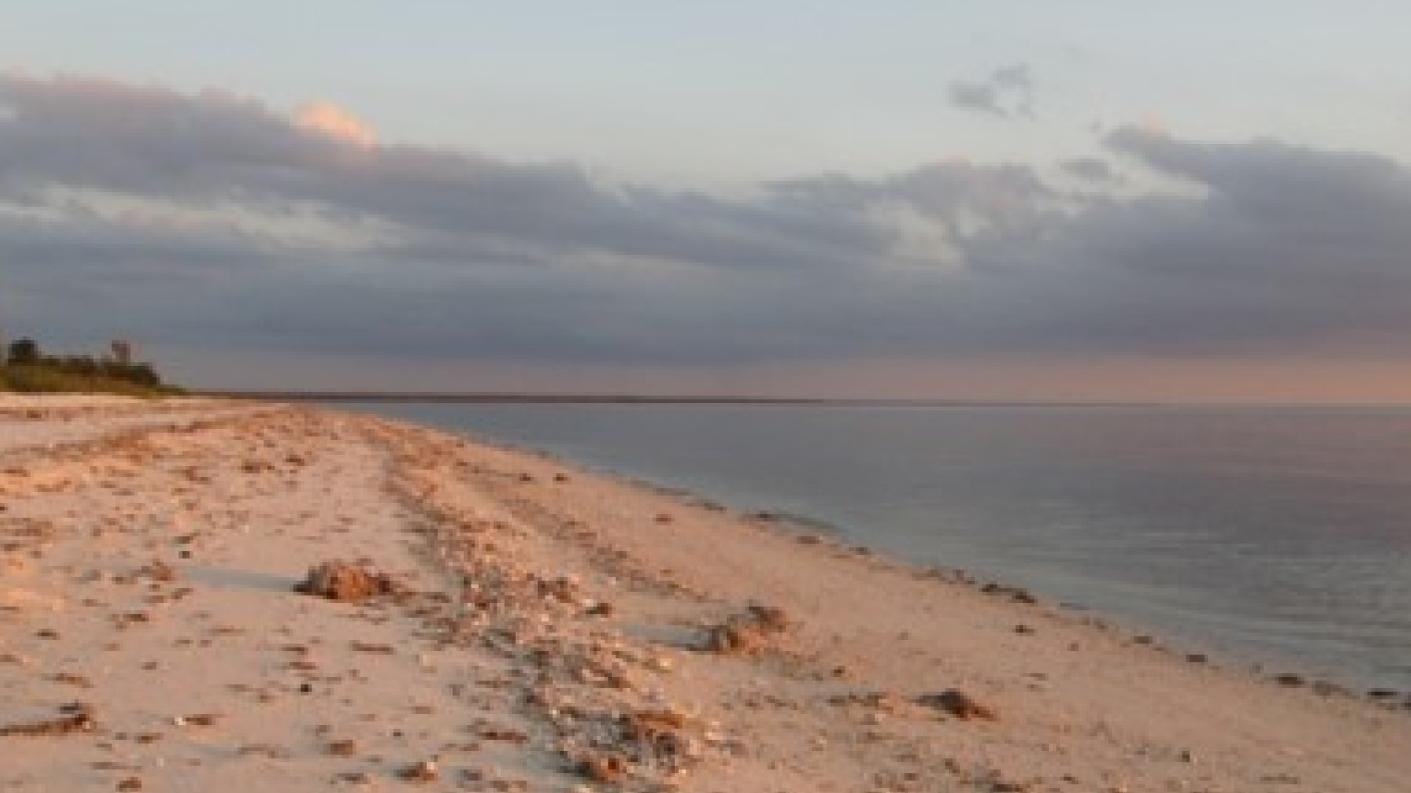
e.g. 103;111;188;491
341;401;1411;693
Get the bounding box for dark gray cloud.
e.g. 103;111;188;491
948;64;1034;119
4;73;1411;380
1061;157;1119;182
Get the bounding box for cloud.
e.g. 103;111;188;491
295;101;377;147
949;64;1034;120
1060;157;1119;182
5;72;1411;385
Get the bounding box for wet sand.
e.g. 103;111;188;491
2;396;1408;792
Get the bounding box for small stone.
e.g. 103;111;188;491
917;689;997;720
396;760;438;783
579;755;627;784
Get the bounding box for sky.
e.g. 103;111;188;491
3;2;1411;400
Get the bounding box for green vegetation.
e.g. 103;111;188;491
0;338;182;397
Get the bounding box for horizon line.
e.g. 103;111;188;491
200;390;1411;409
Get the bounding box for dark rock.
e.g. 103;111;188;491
917;689;997;721
0;704;95;736
578;754;627;784
396;761;439;783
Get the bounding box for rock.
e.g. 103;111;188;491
981;583;1037;604
704;605;790;655
396;760;439;783
917;689;997;721
293;561;395;602
578;754;627;784
1273;673;1305;687
327;739;358;756
116;777;143;792
350;641;395;654
140;560;177;582
0;704;96;736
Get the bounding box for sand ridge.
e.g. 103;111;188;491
1;396;1408;792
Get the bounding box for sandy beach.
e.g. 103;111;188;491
2;396;1408;793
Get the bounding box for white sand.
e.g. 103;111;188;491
1;396;1407;792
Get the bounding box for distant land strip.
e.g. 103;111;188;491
201;391;833;404
193;391;1221;408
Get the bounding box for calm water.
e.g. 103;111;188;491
345;402;1411;691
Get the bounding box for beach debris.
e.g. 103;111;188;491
140;559;177;582
293;560;396;602
1273;673;1305;687
0;703;95;736
703;604;791;655
577;753;628;784
47;671;93;688
116;777;143;791
396;760;439;783
980;582;1037;604
917;689;998;720
326;738;358;756
237;743;290;759
350;640;395;654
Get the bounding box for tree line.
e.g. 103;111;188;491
3;337;172;392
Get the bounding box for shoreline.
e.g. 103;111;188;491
332;404;1399;697
3;395;1409;792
